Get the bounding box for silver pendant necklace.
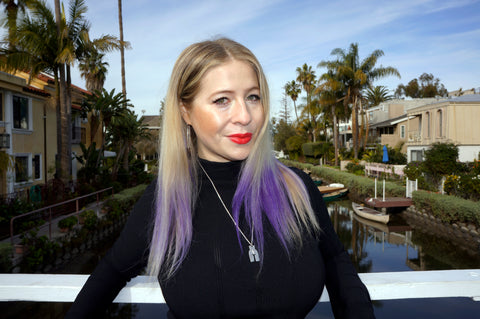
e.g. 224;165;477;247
199;162;260;263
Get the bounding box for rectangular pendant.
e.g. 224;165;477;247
248;245;260;262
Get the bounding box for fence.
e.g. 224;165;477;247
9;187;114;246
365;163;406;178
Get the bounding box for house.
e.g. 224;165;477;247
134;115;160;162
0;70;97;197
355;98;445;151
406;94;480;162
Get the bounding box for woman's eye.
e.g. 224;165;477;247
246;94;260;103
213;97;229;106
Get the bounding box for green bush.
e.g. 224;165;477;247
302;142;332;158
413;190;480;226
80;209;98;231
0;242;12;272
57;216;78;230
346;161;365;175
286;136;305;158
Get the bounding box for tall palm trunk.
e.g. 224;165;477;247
54;0;70;180
352;95;359;159
332;105;339;167
118;0;126;100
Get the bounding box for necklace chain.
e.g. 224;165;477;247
199;162;260;262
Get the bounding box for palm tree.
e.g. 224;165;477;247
109;109;149;178
284;80;301;122
319;43;400;159
0;0;31;48
79;50;109;92
296;64;316;141
365;85;393;107
317;70;346;166
83;88;129;169
118;0;126;100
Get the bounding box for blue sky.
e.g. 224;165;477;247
45;0;480;117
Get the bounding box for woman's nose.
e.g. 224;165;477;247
231;99;252;125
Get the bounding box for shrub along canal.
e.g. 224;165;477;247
1;198;479;318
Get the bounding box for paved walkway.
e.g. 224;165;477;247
3;199;106;267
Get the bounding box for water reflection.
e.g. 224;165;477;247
327;200;480;273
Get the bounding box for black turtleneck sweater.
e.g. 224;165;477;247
66;159;374;318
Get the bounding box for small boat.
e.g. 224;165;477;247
318;183;345;194
323;188;348;202
352;202;390;224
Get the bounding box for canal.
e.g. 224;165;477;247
1;199;480;318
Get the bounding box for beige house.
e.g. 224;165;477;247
0;70;97;197
134;115;160;161
406;95;480;162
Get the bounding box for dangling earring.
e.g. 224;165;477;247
186;124;192;154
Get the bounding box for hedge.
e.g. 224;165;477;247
281;159;480;227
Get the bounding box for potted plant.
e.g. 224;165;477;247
57;216;78;233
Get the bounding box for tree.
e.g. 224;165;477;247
284;80;301;122
395;73;448;98
109;109;148;178
83;88;130;169
79;50;109;92
277;90;291;124
365;85;393;107
0;0;31;48
118;0;126;99
296;64;316;139
273;119;296;151
317;70;346;166
423;142;459;189
319;43;400;159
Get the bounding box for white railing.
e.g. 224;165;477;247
364;163;406;178
0;270;479;303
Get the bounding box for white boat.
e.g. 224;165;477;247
352;202;390;224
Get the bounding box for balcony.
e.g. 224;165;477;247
408;130;422;143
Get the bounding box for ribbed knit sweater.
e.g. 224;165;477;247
66;159;375;318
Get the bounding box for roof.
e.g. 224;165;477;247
370;114;408;128
141;115;161;128
447;94;480;103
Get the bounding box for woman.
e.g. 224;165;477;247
66;38;375;318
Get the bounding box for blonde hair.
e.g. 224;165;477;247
148;38;318;278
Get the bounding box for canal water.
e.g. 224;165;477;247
1;199;480;318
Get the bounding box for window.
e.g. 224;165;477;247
437;110;443;137
426;112;430;138
15;155;29;183
13;95;29;129
33;154;41;180
411;150;423;162
400;125;405;138
0;93;3;121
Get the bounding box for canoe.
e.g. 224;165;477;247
318;183;345;194
352;202;390;224
323;188;348;202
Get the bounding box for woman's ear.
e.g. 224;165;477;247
180;104;191;124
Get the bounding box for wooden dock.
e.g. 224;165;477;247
365;197;413;208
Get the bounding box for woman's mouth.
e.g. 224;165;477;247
228;133;252;144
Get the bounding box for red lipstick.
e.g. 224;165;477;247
228;133;252;144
